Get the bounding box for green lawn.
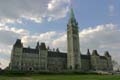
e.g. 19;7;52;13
0;74;120;80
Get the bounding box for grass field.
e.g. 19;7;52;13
0;74;120;80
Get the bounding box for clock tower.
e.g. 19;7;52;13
67;8;81;70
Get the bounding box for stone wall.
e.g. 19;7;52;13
47;57;67;72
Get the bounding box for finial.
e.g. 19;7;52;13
87;49;90;55
36;41;39;49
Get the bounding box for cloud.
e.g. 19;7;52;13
0;0;70;24
79;24;120;53
47;0;70;21
0;25;62;69
48;0;70;11
52;24;120;64
0;23;120;69
0;25;29;45
21;31;60;48
0;58;10;69
52;34;67;51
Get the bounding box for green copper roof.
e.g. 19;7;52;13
70;8;75;18
70;8;75;20
68;8;77;26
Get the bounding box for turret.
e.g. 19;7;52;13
10;39;23;71
39;42;48;71
92;50;99;56
104;51;111;57
36;41;39;49
87;49;91;69
87;49;90;56
104;51;113;71
91;50;99;70
13;39;23;48
40;42;47;50
56;48;60;53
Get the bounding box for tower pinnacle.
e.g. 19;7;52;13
70;8;75;20
68;8;77;26
67;7;81;70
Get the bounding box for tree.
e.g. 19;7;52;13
112;60;118;66
0;63;2;71
112;60;120;71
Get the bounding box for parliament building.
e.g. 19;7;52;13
9;8;113;72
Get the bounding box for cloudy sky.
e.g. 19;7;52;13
0;0;120;69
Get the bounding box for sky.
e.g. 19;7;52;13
0;0;120;69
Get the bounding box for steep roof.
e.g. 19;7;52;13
99;56;107;60
14;39;23;47
48;51;67;58
92;50;99;56
81;55;90;60
104;51;111;57
23;48;38;54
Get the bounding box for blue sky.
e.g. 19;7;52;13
6;0;120;33
0;0;120;69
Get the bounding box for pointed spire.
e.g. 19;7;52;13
14;39;23;48
56;48;60;52
87;49;90;55
36;41;39;49
104;51;111;57
68;7;78;27
92;50;99;56
37;41;39;46
69;7;76;22
70;7;75;20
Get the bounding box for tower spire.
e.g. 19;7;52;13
70;7;75;20
68;7;77;26
67;7;81;70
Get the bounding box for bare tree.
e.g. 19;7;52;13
0;62;1;70
112;60;118;66
112;60;120;71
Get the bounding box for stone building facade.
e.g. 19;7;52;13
9;8;113;72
